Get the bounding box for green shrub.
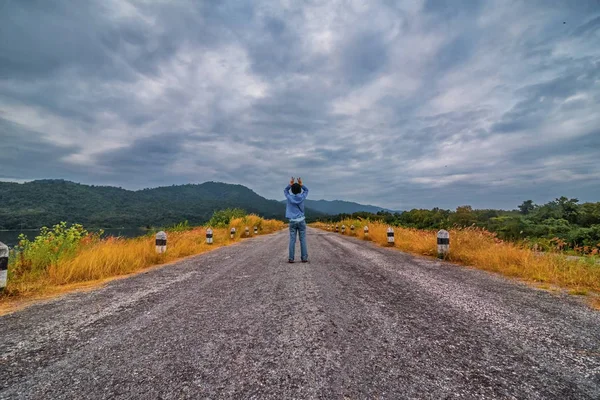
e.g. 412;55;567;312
207;208;247;228
13;222;100;278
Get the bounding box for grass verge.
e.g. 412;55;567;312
1;216;284;311
315;220;600;307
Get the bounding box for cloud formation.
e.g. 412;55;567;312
1;0;599;210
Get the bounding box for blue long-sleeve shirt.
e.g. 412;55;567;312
284;184;309;220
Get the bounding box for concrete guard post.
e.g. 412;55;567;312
437;229;450;258
335;225;339;233
206;228;213;245
387;227;395;245
350;224;355;234
341;225;346;234
0;241;8;291
245;226;250;237
254;226;258;235
364;225;369;237
230;227;236;239
155;231;167;254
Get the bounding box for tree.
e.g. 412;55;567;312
578;202;600;227
207;208;247;228
556;196;579;224
450;205;477;227
518;200;535;215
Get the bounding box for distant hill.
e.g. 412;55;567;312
302;199;397;215
0;180;324;229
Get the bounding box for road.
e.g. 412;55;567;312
1;227;599;399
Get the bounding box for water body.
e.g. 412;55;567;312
0;228;149;248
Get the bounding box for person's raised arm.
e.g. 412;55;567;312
284;177;294;199
296;177;309;199
300;184;309;200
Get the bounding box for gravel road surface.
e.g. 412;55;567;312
1;227;599;399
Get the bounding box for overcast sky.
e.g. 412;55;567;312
1;0;599;210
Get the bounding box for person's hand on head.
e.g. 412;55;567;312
298;177;303;186
290;177;295;185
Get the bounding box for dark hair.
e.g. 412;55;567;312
291;183;302;194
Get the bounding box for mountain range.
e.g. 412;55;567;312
303;199;396;215
0;180;393;230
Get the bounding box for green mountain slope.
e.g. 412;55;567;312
302;199;396;215
0;180;323;229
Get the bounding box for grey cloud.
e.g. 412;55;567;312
492;61;600;134
509;129;600;167
95;134;189;174
0;2;138;81
0;118;80;180
246;18;302;78
434;34;479;71
571;15;600;36
341;31;389;86
422;0;484;18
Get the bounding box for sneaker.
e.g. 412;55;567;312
301;260;308;263
288;259;294;263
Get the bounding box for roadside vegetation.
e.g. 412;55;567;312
313;219;600;300
2;210;284;302
326;197;600;255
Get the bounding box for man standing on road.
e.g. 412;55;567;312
284;177;309;263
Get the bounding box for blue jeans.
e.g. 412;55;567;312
289;220;308;261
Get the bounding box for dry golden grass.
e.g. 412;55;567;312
314;219;600;295
229;214;282;237
3;217;284;302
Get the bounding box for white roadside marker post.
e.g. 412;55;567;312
0;241;8;292
155;231;167;254
341;225;346;234
230;227;236;239
254;226;258;235
364;225;369;238
335;225;339;233
437;229;450;259
206;228;213;245
350;225;355;235
387;227;395;245
245;226;250;237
